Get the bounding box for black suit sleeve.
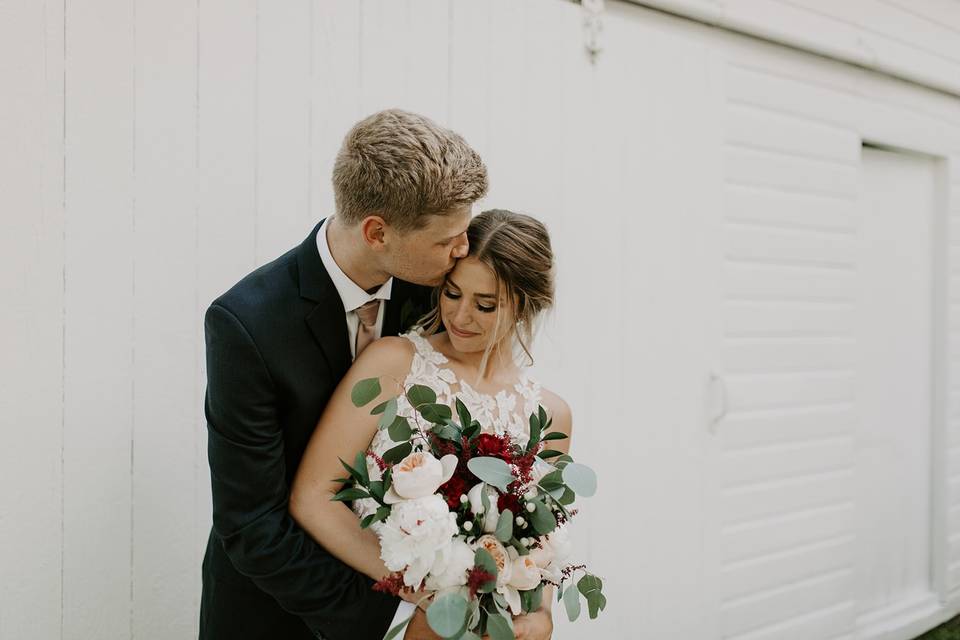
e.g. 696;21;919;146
204;303;399;640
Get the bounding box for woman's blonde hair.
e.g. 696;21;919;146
420;209;555;375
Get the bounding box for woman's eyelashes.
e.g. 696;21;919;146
442;289;497;313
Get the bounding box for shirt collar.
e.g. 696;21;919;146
316;217;393;313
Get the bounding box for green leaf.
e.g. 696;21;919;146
528;584;543;613
467;457;514;492
367;480;385;502
332;487;370;502
431;423;461;441
473;548;498;593
359;513;376;529
462;422;480;440
485;611;515;640
541;432;568;442
382;441;413;465
538;470;564;491
527;413;542;452
456;398;472;429
577;574;603;598
370;399;390;415
338;457;365;485
426;593;469;638
538;405;548;430
406;384;437;408
495;509;513;543
420;402;453;424
354;452;370;485
538;449;565;459
562;463;598;497
587;592;607;619
530;500;557;535
563;582;581;622
377;397;398;430
351;378;381;407
558;487;576;506
387;416;412;442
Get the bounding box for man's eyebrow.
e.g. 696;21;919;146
446;277;497;299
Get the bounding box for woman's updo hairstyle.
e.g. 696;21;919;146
422;208;555;368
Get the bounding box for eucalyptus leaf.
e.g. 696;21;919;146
420;402;453;424
406;384;437;408
351;378;381;407
388;416;412;442
382;441;413;464
431;423;461;441
473;548;498;593
587;592;607;619
563;582;581;622
383;607;416;640
485;611;515;640
577;574;603;598
495;509;513;543
558;487;576;506
426;593;468;638
530;500;557;535
377;397;398;430
562;462;598;497
370;399;390;415
467;457;514;492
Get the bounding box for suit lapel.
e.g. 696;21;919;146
296;220;352;378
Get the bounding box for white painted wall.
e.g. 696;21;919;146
3;1;960;639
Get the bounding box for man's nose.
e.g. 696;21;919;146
451;235;469;259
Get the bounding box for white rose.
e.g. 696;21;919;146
546;525;572;564
425;538;474;591
474;535;512;587
384;451;458;503
507;554;542;591
379;494;458;588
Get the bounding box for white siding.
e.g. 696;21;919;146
4;0;960;638
633;0;960;96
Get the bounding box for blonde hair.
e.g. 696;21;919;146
421;209;555;375
332;109;488;231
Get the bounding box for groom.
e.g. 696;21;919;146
199;109;487;640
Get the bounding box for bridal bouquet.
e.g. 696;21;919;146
332;378;607;640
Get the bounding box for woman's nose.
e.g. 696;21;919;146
453;300;472;326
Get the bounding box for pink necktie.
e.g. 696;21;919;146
354;299;381;357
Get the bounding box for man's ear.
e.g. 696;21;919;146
359;215;388;251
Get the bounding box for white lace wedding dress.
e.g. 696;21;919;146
352;328;544;525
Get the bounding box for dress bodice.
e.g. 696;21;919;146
353;330;543;524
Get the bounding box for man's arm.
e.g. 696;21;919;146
204;302;399;639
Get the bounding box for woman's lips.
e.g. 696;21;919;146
449;324;478;338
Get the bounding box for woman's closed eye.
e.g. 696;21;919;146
443;288;496;313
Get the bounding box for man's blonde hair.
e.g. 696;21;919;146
332;109;488;231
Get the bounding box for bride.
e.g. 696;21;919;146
290;209;572;640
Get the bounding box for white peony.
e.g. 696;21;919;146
384;451;458;504
425;538;475;591
530;525;573;582
508;554;542;591
474;535;512;587
379;494;458;588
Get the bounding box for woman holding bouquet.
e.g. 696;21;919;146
290;209;572;640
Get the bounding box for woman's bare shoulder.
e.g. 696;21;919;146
538;386;572;435
350;335;417;379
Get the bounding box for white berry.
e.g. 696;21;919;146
463;521;474;532
526;502;536;513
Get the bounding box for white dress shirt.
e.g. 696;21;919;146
315;217;417;629
315;217;393;359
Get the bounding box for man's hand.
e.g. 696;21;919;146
512;609;553;640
